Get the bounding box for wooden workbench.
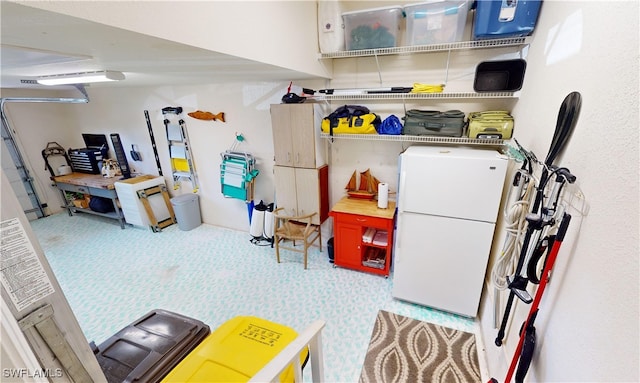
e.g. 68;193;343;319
52;172;126;229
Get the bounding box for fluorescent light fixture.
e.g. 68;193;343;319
37;70;125;86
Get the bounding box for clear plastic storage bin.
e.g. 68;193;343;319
404;1;469;45
342;6;403;50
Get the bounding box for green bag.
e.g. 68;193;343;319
402;109;466;137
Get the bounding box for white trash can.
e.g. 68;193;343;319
171;194;201;231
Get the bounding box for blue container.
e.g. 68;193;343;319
473;0;543;40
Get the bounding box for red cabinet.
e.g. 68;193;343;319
335;222;362;269
330;197;396;277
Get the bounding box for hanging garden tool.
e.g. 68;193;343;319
494;92;582;348
490;141;535;328
144;110;163;176
489;211;573;383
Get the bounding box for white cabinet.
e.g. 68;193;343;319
273;165;329;226
270;103;326;168
271;103;329;225
114;175;170;228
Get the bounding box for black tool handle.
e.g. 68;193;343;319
144;110;163;176
545;92;581;167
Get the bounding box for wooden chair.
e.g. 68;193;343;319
273;208;322;269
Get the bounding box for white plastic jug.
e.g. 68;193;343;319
250;209;265;238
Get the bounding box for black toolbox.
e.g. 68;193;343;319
92;309;210;383
68;147;107;174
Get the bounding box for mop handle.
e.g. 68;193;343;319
496;169;575;345
517;170;572;277
502;213;572;383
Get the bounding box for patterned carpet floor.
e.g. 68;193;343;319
30;212;479;382
359;310;481;383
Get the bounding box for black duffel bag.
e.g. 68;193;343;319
89;196;115;213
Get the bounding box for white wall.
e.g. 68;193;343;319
1;1;638;382
18;0;328;80
1;170;106;382
477;2;639;382
73;81;331;232
328;3;639;381
2;80;324;232
1;88;88;217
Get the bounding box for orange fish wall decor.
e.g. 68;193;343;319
188;110;225;122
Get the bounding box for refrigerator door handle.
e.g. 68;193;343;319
397;170;406;213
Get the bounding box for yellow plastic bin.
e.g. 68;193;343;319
162;316;309;382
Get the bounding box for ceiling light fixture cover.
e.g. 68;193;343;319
37;70;125;85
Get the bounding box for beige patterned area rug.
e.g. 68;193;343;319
359;310;481;383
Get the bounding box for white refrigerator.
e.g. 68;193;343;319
392;146;508;317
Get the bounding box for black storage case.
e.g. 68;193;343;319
92;309;210;383
69;133;110;174
68;147;108;174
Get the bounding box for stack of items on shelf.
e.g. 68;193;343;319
403;109;515;139
335;1;542;51
317;2;540;141
322;104;515;139
372;230;388;246
362;228;388;269
362;227;376;243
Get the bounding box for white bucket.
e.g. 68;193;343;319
263;211;274;239
250;209;265;238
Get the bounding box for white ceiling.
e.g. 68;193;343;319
0;2;315;90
